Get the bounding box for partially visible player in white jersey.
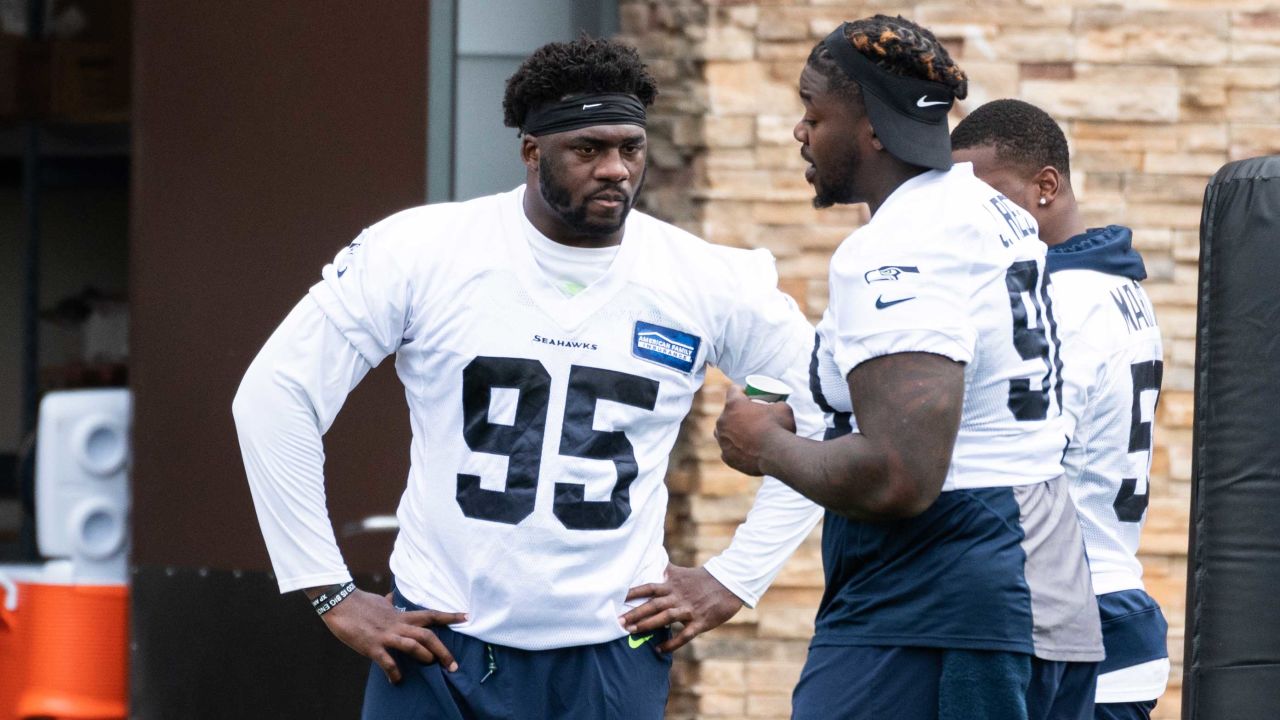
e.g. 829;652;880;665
954;98;1170;720
232;37;824;720
715;16;1102;720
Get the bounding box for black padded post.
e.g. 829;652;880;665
1185;155;1280;719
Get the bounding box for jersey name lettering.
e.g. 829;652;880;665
990;195;1036;247
1110;281;1156;333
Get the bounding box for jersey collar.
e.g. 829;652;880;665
501;185;641;331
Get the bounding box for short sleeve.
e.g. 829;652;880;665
307;226;412;366
826;236;977;377
714;247;825;443
716;248;806;376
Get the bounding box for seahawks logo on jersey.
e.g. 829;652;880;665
863;265;920;283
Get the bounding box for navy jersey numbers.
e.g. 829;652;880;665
1004;260;1064;422
1115;359;1163;522
457;357;550;524
556;366;659;530
457;356;659;531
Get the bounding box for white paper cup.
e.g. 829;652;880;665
745;374;791;403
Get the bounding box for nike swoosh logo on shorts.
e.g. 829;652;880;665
876;295;916;309
628;633;654;649
916;95;948;108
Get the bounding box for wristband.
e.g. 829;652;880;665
311;581;356;617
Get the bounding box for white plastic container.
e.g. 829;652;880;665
35;389;132;584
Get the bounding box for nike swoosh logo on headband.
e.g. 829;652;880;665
582;103;603;109
916;96;949;108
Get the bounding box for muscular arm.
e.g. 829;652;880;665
718;352;964;521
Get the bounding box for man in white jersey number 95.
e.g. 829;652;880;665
233;37;824;719
953;99;1170;720
714;16;1104;720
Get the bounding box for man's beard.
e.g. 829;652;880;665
539;155;643;237
812;147;860;209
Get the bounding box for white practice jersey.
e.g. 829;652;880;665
234;186;824;651
1050;237;1168;703
811;163;1068;490
1053;268;1162;594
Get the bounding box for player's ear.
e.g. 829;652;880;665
867;121;885;152
1035;166;1062;206
520;136;540;172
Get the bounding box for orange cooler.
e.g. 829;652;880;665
0;566;46;720
17;582;128;720
0;576;24;720
0;569;128;720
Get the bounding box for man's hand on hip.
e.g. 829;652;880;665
620;564;744;653
307;586;467;684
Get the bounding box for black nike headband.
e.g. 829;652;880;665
521;93;647;137
821;23;956;171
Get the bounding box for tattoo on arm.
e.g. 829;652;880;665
760;352;964;520
849;351;964;494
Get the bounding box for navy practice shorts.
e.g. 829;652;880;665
792;645;1097;720
361;588;672;719
1094;589;1169;708
1027;654;1099;720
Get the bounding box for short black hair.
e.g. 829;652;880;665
807;15;968;103
503;35;658;132
951;99;1071;179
